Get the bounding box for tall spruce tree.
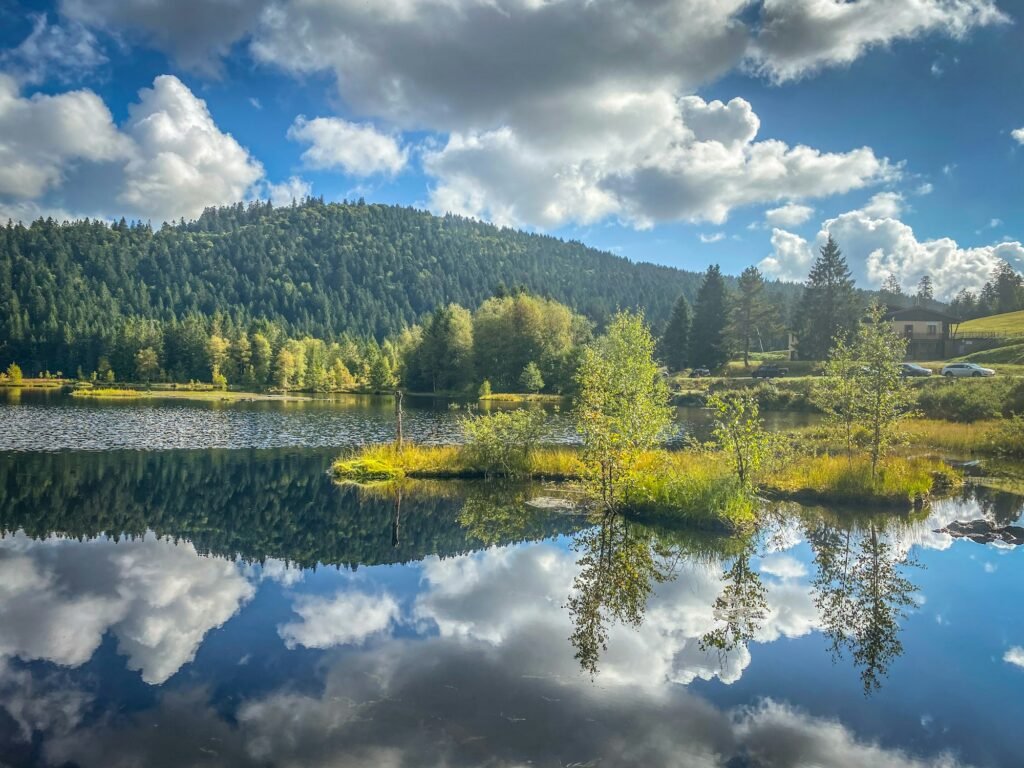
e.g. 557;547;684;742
660;294;692;371
728;266;778;368
914;275;933;305
689;265;731;370
794;236;859;360
880;274;903;302
990;261;1023;314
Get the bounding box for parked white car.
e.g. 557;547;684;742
940;363;996;378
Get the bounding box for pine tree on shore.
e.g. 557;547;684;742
794;236;859;361
660;294;692;372
689;265;731;370
729;266;778;368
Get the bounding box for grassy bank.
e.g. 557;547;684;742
70;388;143;399
333;443;584;482
786;418;1024;458
763;454;960;507
334;442;961;529
69;386;309;402
0;377;64;388
478;393;568;403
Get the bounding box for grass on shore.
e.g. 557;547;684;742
623;452;756;530
70;386;309;402
333;443;584;481
763;454;960;506
334;441;960;529
0;377;64;388
478;392;567;403
70;388;143;399
786;419;1021;458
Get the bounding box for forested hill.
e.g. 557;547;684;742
1;198;799;351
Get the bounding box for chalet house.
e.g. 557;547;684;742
787;306;961;361
881;306;960;360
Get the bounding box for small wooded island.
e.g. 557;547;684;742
336;307;965;532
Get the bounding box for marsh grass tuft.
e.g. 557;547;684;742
764;454;959;506
624;451;756;530
69;388;143;399
332;443;583;482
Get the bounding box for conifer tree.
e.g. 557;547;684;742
660;294;691;372
689;265;731;370
915;275;933;305
794;236;859;360
990;261;1023;314
880;274;903;300
728;266;778;368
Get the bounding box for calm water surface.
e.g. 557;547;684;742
0;388;818;451
0;396;1021;767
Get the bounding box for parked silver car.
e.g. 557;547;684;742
940;363;995;378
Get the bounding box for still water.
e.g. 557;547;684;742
0;388;818;451
0;394;1021;767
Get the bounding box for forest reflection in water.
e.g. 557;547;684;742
2;447;1017;696
1;448;1024;765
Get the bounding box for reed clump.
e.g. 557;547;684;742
623;451;756;530
763;454;960;506
70;388;143;399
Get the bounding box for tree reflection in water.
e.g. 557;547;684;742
806;516;919;694
408;480;921;688
699;541;767;660
565;511;679;675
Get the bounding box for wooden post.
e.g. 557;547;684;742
392;487;402;548
394;389;404;451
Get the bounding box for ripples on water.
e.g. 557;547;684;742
0;391;582;451
0;389;820;452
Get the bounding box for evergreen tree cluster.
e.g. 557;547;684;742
949;261;1024;319
2;198;789;375
659;264;785;371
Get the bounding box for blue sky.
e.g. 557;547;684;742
0;0;1022;298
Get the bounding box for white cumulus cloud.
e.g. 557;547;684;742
288;116;408;177
0;74;129;199
765;202;815;227
119;75;265;222
760;198;1024;299
860;190;905;219
1005;646;1024;668
0;74;282;224
749;0;1008;83
426;95;891;229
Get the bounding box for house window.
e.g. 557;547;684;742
904;324;914;337
927;324;937;336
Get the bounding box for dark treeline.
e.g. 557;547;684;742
0;449;578;569
0;198;804;375
658;237;957;368
949;261;1024;319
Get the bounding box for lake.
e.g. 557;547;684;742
0;393;1022;767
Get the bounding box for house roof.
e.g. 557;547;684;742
882;306;960;323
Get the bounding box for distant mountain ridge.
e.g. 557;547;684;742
0;198;801;364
